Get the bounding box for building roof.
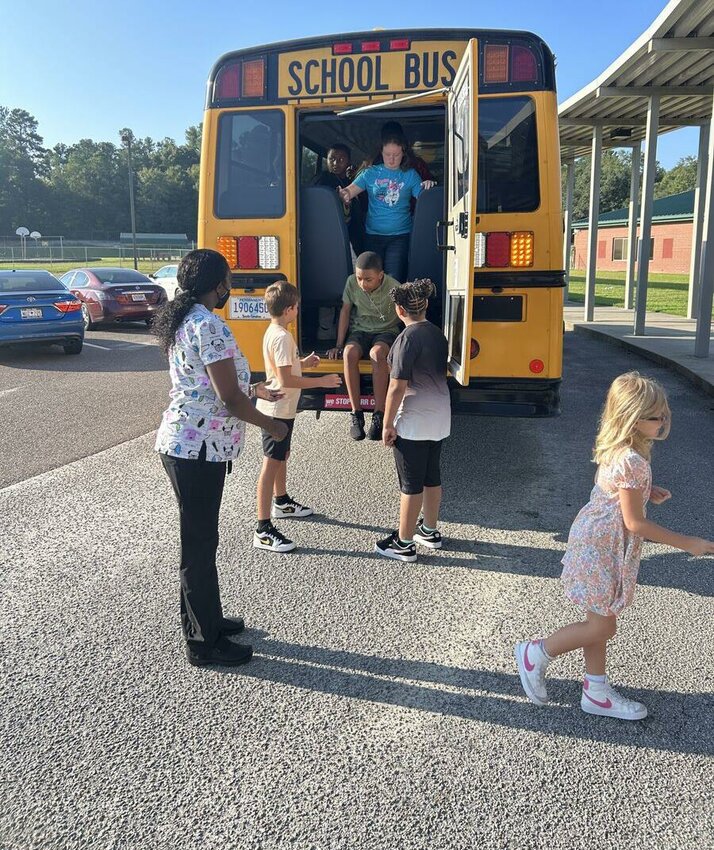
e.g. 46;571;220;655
559;0;714;160
573;189;695;228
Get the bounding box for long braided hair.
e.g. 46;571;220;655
152;249;229;355
390;278;435;317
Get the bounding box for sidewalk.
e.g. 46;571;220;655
564;302;714;397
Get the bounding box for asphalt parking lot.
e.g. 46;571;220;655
1;332;712;850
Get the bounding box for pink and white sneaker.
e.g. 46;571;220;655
514;640;550;706
581;676;648;721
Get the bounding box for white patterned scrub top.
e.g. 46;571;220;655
155;304;250;462
561;448;652;616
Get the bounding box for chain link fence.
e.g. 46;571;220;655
0;237;195;268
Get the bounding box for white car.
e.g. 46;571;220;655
149;264;179;300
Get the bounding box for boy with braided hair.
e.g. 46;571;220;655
376;279;451;562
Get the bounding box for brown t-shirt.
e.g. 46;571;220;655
256;323;301;419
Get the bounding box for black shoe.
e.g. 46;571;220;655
220;615;245;635
349;411;366;441
375;531;417;562
253;522;296;553
413;520;443;550
367;410;384;441
185;636;253;667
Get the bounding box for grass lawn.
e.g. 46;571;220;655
0;258;161;275
567;271;714;317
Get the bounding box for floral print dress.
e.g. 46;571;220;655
155;304;250;462
561;448;652;616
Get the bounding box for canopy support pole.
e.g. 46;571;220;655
688;122;709;319
584;127;602;322
624;143;641;310
694;95;714;358
633;95;659;336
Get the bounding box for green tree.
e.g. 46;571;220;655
654;154;698;198
0;107;49;234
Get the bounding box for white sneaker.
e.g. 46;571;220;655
581;676;648;720
514;640;550;706
253;523;296;553
271;498;314;519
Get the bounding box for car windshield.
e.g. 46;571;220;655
0;272;65;292
92;270;150;284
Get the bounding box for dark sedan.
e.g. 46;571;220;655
59;267;167;330
0;269;84;354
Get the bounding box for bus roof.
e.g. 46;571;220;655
207;28;551;84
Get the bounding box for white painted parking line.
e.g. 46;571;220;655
83;342;113;350
0;387;21;398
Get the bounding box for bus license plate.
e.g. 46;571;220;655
230;296;269;321
324;394;375;411
21;308;43;319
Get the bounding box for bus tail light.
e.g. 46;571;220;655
529;359;545;374
217;236;280;270
484;45;509;84
332;43;353;55
389;39;411;50
215;63;241;100
361;41;381;52
486;232;510;267
474;232;534;268
510;232;534;267
470;339;480;359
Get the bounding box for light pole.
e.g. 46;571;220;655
120;128;139;270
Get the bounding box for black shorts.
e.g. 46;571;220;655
261;417;295;461
393;437;443;495
345;330;398;356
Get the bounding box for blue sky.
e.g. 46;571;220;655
0;0;698;168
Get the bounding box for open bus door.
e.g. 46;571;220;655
441;38;478;387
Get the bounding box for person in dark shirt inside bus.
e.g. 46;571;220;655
312;143;365;255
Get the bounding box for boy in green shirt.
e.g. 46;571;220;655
327;251;400;441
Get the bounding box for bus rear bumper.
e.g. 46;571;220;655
449;377;561;417
297;376;561;417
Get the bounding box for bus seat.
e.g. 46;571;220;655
299;186;352;303
407;185;444;289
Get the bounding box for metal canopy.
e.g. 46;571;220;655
559;0;714;160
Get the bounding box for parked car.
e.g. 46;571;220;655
59;268;167;330
0;269;84;354
149;264;179;300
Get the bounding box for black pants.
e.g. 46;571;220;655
160;445;227;650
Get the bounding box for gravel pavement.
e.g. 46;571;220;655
1;334;713;849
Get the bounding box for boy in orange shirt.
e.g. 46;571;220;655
254;282;341;553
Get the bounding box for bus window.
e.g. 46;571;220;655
301;146;320;184
215;110;285;218
477;97;539;214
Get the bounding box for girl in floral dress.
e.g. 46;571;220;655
515;372;714;720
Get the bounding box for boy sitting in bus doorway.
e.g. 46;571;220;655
327;251;400;441
312;143;365;256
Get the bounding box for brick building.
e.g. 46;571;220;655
572;190;694;275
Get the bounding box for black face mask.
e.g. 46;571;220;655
215;285;230;309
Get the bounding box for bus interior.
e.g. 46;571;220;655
297;106;447;354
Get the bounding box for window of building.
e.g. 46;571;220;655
612;237;628;261
597;240;606;259
662;237;674;259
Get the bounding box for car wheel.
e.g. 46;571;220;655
63;339;83;355
81;303;93;330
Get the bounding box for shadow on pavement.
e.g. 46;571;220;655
224;638;714;757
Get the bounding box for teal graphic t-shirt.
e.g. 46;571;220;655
354;164;422;236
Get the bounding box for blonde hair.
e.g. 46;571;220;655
593;371;671;466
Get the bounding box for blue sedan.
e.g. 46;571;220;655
0;269;84;354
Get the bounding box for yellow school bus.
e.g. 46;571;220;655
198;29;564;416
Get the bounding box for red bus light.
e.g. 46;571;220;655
470;339;480;359
215;62;241;100
333;43;353;55
242;59;265;98
237;236;259;269
361;41;381;52
529;359;545;374
484;44;509;84
389;39;410;50
512;46;538;83
486;232;510;267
